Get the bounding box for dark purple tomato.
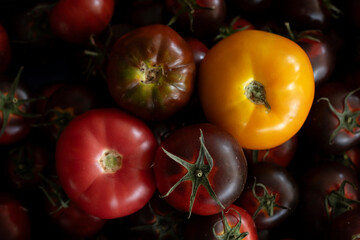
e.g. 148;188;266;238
235;162;299;230
303;81;360;154
298;161;360;237
165;0;227;38
154;123;248;217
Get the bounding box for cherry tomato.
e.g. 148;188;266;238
50;0;115;44
0;192;31;240
0;24;11;73
198;29;314;150
165;0;227;38
235;162;299;230
303;81;360;154
184;204;258;240
56;108;158;219
106;24;196;121
153;123;248;217
298;161;360;237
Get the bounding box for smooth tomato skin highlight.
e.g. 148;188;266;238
198;29;315;150
55;108;158;219
50;0;114;44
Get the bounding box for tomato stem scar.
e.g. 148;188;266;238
99;149;122;173
245;80;271;112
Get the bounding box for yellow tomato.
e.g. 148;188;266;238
198;30;314;150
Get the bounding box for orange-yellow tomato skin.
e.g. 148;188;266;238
198;30;315;150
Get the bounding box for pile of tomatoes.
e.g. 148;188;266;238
1;0;360;239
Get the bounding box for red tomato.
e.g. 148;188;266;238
153;123;248;217
0;193;31;240
0;24;11;73
50;0;115;44
184;204;258;240
55;108;158;219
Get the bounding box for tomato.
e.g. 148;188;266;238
50;0;115;44
0;192;31;240
303;81;360;154
329;208;360;240
55;108;158;219
153;123;248;217
298;161;360;237
165;0;227;38
184;204;258;240
198;29;314;150
0;68;39;145
235;162;299;230
0;24;11;73
106;24;196;121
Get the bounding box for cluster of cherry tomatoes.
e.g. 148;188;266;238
1;0;360;239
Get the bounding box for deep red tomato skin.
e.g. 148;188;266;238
153;123;248;216
0;24;11;73
0;193;31;240
184;204;258;240
328;208;360;240
56;108;158;219
50;0;115;44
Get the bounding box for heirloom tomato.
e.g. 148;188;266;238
198;29;314;150
107;24;196;121
153;123;248;217
55;108;158;219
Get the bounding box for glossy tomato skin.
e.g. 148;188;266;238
153;123;248;216
56;108;158;219
0;24;11;73
303;81;360;155
235;162;299;230
50;0;115;44
296;30;336;87
0;193;31;240
0;75;34;145
199;29;314;150
298;161;360;237
107;24;196;121
184;204;258;240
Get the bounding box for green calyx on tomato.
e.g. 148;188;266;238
245;80;271;112
251;179;288;219
99;149;122;173
160;129;225;218
167;0;214;32
0;67;42;137
317;87;360;145
324;180;360;219
213;208;249;240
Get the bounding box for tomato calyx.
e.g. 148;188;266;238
251;179;289;219
140;61;164;84
214;16;251;41
212;208;249;240
352;234;360;240
317;87;360;145
0;67;43;137
245;81;271;112
99;149;122;173
160;129;225;218
324;180;360;219
130;202;183;239
167;0;214;32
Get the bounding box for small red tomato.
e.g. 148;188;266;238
50;0;115;44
